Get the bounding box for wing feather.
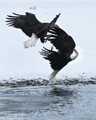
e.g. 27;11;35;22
6;12;41;37
6;13;60;42
48;27;76;55
40;47;69;70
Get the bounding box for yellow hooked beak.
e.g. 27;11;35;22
73;48;78;53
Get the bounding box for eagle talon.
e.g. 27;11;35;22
51;46;54;51
45;35;51;40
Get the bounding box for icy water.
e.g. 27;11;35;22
0;77;96;120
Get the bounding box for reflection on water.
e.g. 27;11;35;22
0;84;96;120
50;86;75;96
0;85;77;119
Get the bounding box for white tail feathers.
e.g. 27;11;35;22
49;70;59;80
24;33;38;48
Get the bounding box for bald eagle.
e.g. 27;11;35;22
6;12;60;48
40;26;78;80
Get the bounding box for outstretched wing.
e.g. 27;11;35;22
40;47;69;70
48;27;76;55
6;12;41;37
